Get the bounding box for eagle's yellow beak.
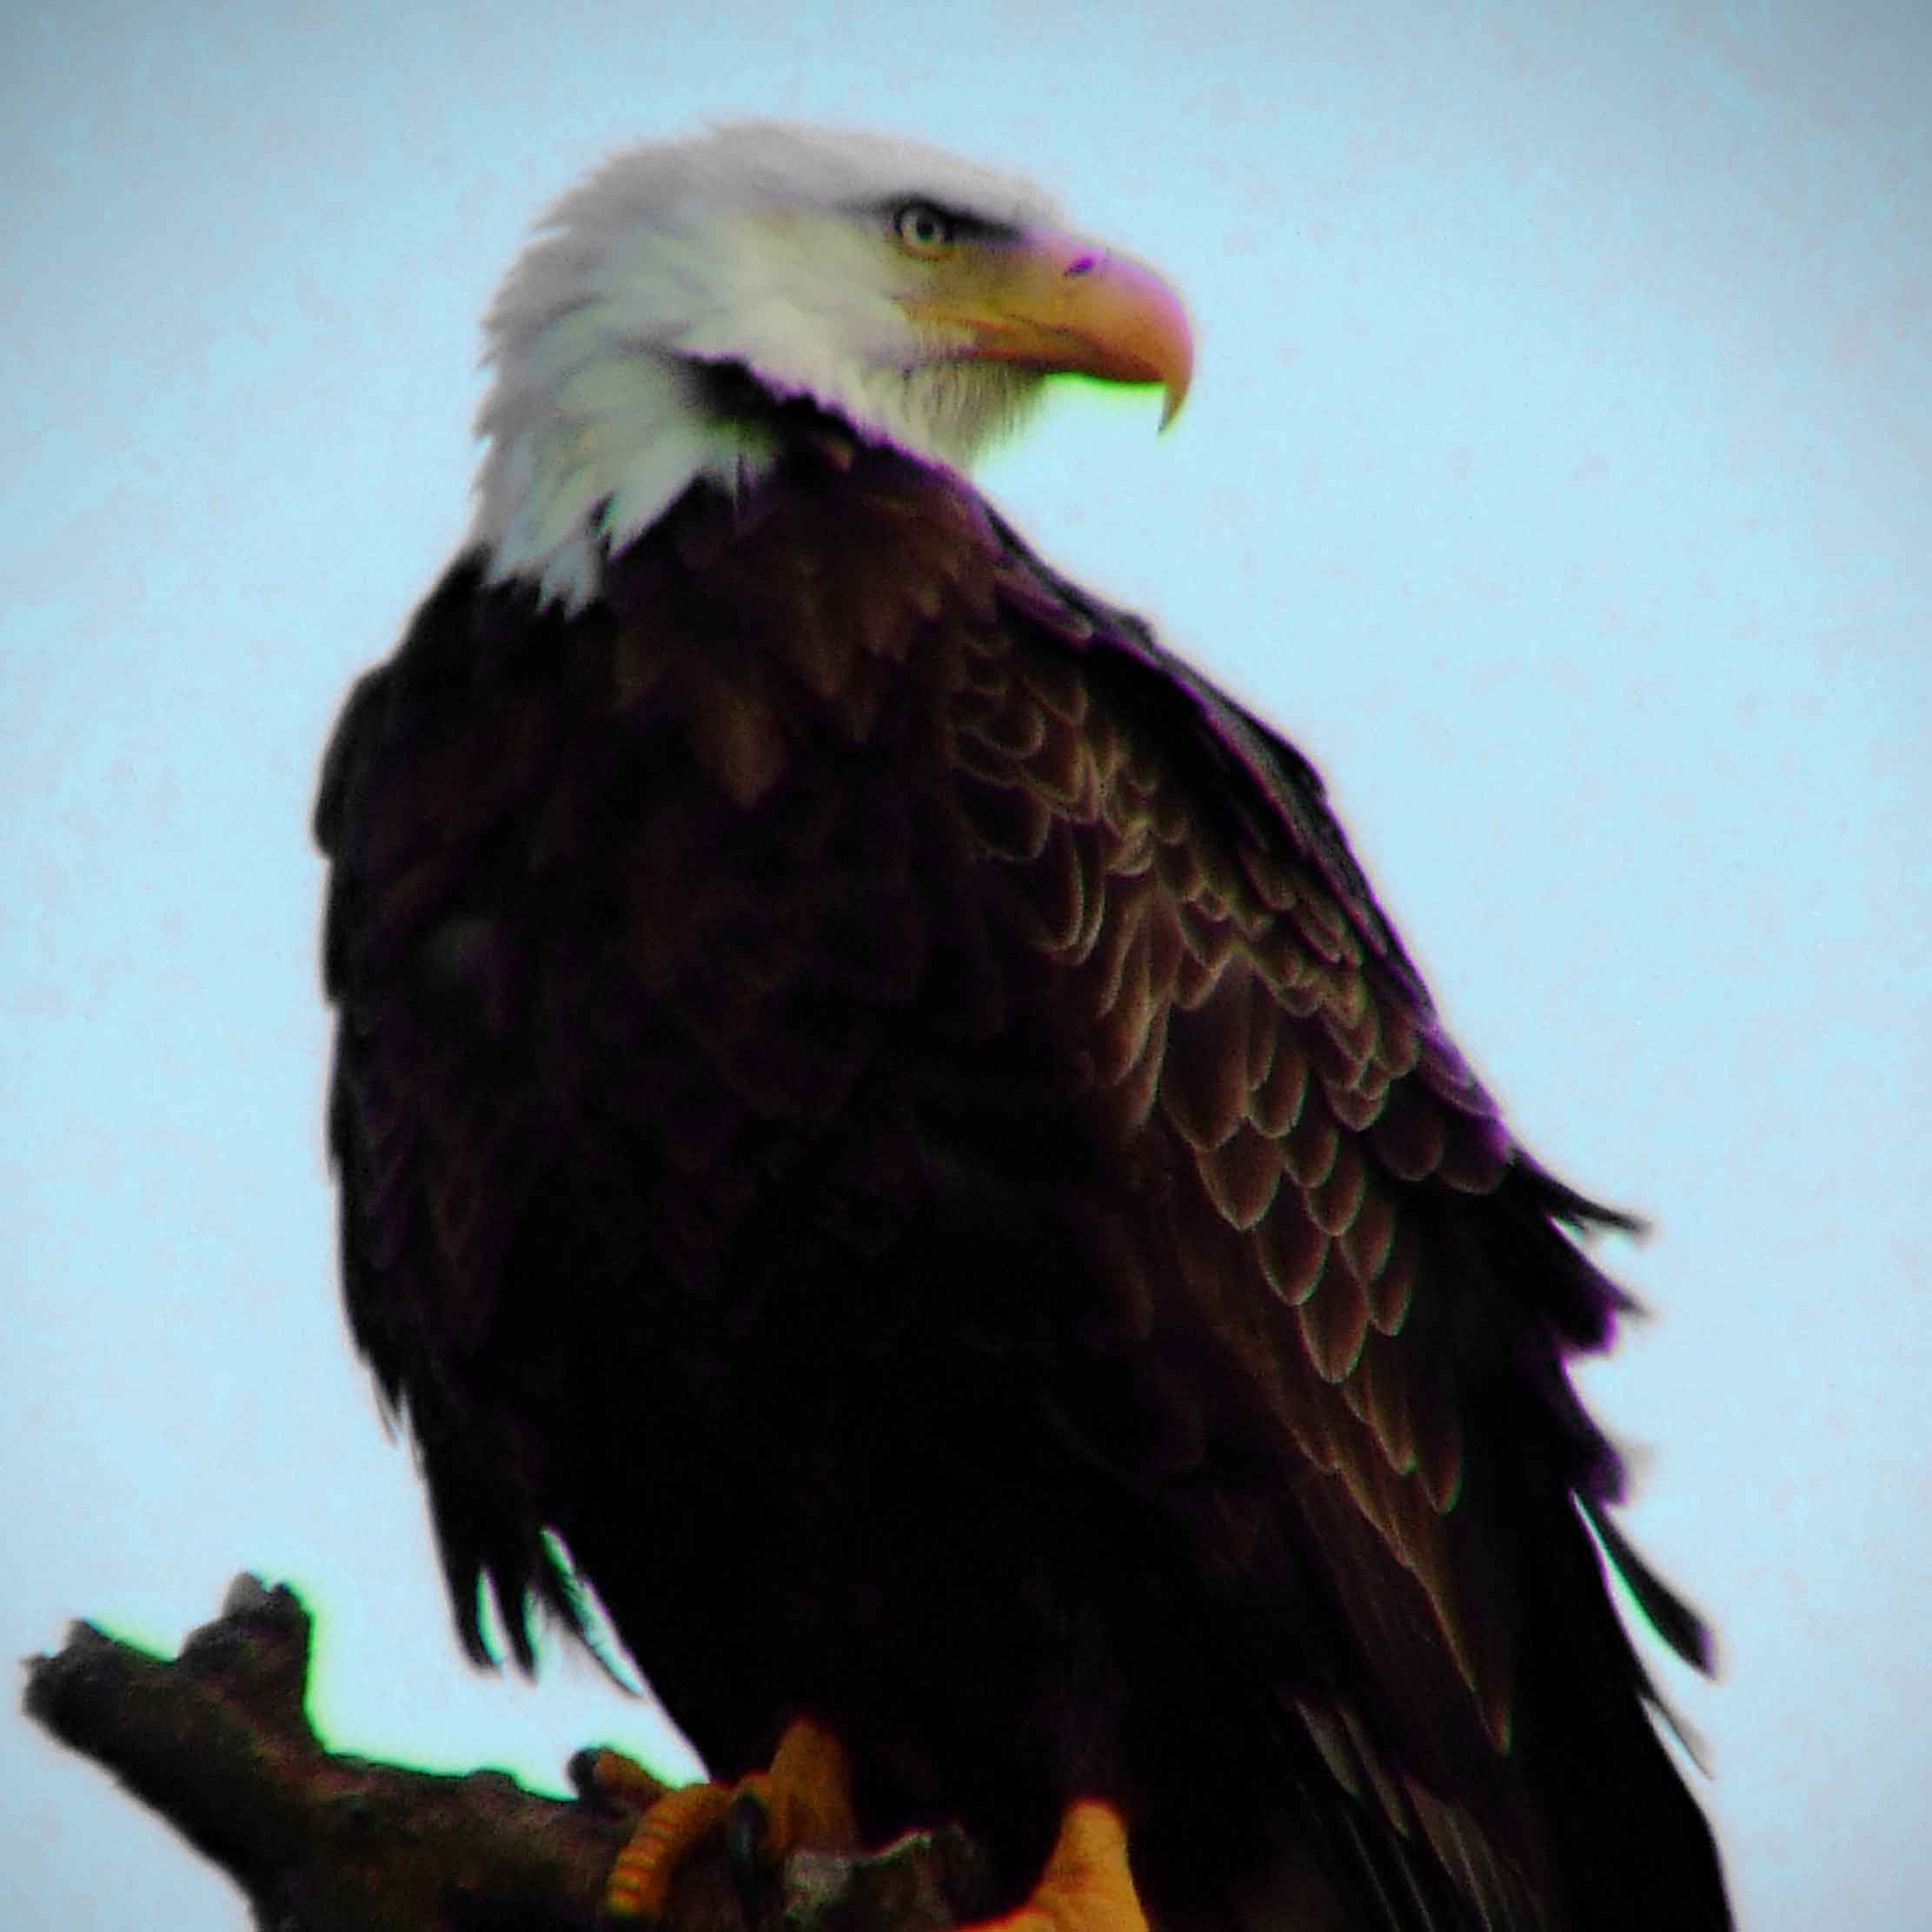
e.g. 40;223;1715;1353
900;229;1193;428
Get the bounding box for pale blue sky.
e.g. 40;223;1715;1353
5;3;1928;1927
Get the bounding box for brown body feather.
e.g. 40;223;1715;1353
318;439;1729;1930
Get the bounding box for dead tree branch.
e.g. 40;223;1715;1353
23;1575;989;1932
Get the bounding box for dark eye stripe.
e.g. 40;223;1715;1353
875;197;1023;246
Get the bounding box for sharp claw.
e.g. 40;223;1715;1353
568;1747;605;1801
570;1746;621;1808
727;1788;775;1915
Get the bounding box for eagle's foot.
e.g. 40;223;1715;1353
975;1801;1149;1932
596;1716;860;1921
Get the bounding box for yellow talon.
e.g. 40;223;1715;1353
741;1713;861;1858
598;1716;860;1921
597;1731;1144;1932
604;1781;734;1919
979;1801;1149;1932
587;1747;669;1809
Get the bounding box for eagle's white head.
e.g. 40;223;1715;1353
469;123;1192;610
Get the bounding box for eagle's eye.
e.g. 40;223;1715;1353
893;201;958;257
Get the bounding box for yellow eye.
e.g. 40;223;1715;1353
893;202;956;257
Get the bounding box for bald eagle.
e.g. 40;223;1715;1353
317;124;1730;1932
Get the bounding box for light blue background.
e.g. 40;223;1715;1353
5;3;1927;1927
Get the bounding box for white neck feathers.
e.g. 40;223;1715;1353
463;128;1057;612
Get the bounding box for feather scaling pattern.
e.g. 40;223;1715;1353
320;442;1727;1931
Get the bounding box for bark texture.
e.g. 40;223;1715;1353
23;1575;988;1932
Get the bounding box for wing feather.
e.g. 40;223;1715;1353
322;448;1724;1928
960;496;1720;1924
